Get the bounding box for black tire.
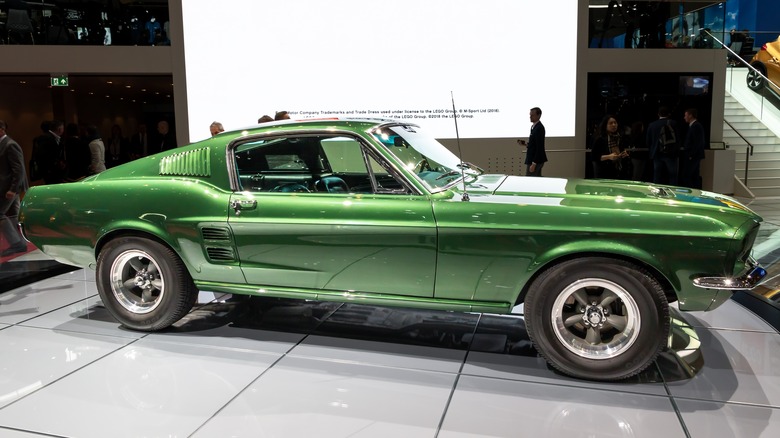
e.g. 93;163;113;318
96;236;198;331
524;257;669;381
747;63;766;91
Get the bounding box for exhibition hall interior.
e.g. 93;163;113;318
2;1;780;437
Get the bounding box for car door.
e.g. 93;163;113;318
228;133;437;298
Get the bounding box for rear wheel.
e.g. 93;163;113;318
524;257;669;380
747;63;767;91
96;237;198;331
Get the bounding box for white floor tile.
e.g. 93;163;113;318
462;351;669;396
147;324;307;354
18;295;145;339
682;299;777;332
666;328;780;407
290;334;466;373
192;355;456;438
677;399;780;438
0;428;54;437
0;278;98;325
50;268;92;282
439;375;686;437
0;338;280;438
0;326;132;408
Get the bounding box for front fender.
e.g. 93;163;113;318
532;238;674;287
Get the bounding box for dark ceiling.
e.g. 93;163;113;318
0;74;174;105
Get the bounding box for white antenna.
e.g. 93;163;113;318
450;91;469;202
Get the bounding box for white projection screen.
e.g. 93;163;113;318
181;0;577;141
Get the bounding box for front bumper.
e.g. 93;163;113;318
692;258;767;290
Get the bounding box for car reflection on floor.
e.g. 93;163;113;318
160;293;705;384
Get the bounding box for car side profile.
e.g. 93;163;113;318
19;119;766;381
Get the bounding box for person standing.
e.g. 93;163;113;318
105;124;129;168
37;120;66;185
61;122;90;181
590;115;630;179
681;108;706;189
86;125;107;175
0;120;30;257
646;107;680;185
518;107;547;176
129;123;149;159
155;120;177;153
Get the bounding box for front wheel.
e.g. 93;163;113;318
524;257;669;381
96;236;198;331
747;64;766;91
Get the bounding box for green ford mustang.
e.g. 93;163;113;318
19;119;766;381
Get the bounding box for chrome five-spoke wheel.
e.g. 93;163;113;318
110;249;165;314
551;278;640;360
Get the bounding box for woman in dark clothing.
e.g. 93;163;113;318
591;115;630;179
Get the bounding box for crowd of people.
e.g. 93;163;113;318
588;106;707;189
209;111;290;138
517;103;705;189
28;119;176;185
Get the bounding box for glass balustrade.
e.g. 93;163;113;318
1;0;170;46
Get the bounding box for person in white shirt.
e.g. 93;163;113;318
86;125;106;175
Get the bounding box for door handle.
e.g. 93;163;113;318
231;199;257;215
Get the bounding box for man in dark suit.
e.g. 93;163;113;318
35;120;66;185
154;120;177;153
681;108;706;189
0;120;30;257
646;107;679;185
129;123;149;159
518;107;547;176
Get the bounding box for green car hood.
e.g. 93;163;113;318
460;175;761;222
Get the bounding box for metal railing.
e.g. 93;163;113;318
723;119;755;185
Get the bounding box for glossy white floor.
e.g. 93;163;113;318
0;202;778;438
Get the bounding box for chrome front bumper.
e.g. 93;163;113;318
692;258;767;290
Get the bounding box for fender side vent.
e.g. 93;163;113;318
201;227;231;241
159;148;211;176
206;247;235;262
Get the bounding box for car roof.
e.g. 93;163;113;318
226;118;407;136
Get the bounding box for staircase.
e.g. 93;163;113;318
723;93;780;198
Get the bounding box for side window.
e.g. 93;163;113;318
234;134;411;194
364;151;408;194
320;137;410;194
234;137;319;192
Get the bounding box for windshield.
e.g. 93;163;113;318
371;124;478;190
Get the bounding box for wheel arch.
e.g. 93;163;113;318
96;227;182;269
750;60;767;74
515;250;677;307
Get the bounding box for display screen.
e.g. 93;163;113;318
679;75;711;96
181;0;577;141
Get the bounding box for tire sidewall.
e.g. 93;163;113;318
525;258;668;380
97;237;187;331
747;64;766;90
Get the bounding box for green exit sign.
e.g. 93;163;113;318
51;75;69;87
